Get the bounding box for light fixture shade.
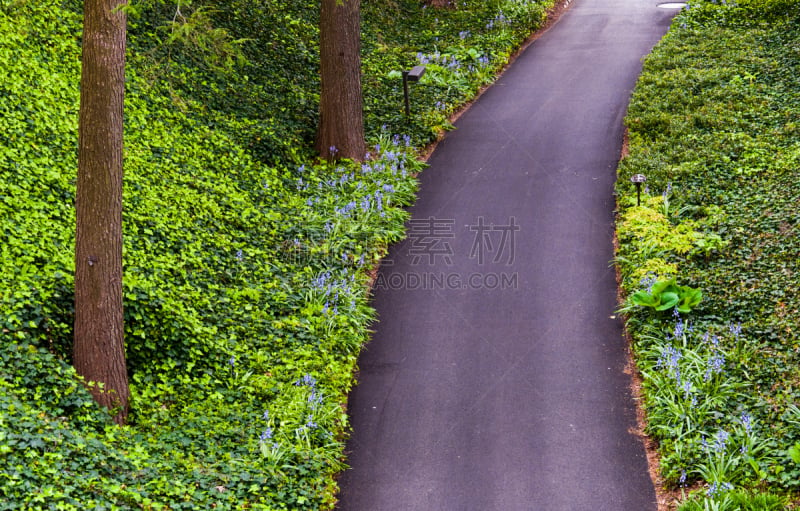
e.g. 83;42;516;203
407;65;426;81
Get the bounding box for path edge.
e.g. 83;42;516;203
418;0;575;162
617;129;698;511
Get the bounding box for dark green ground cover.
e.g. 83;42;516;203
616;0;800;507
0;0;552;508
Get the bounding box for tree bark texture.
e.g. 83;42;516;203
426;0;456;8
317;0;366;161
74;0;129;424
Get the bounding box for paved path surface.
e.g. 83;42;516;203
338;1;677;509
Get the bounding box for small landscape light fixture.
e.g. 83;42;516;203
402;65;426;117
630;174;647;206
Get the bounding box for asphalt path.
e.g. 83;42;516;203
338;1;678;509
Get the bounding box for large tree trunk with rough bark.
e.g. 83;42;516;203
426;0;456;8
74;0;129;425
317;0;365;161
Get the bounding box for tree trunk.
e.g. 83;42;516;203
426;0;456;8
74;0;129;425
317;0;366;161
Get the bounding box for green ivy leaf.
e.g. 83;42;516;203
789;443;800;464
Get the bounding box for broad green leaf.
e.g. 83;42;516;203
655;291;679;311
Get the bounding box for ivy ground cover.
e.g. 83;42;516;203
616;0;800;508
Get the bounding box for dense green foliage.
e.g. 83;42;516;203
616;0;800;507
0;0;552;508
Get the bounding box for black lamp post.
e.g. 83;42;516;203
402;65;426;117
630;174;646;206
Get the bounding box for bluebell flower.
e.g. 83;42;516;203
741;412;752;433
236;249;244;261
729;323;742;338
228;356;236;367
657;346;682;370
714;429;729;453
674;317;685;339
657;345;683;386
260;427;273;443
308;389;323;408
263;410;269;421
708;481;733;497
301;374;317;387
705;352;725;381
639;274;657;293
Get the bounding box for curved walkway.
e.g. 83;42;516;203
338;1;677;509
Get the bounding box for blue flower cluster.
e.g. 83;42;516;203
295;373;323;435
706;481;734;498
259;410;279;452
416;50;491;75
312;270;358;316
485;11;512;30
